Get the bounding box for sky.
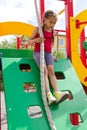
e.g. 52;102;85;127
0;0;87;41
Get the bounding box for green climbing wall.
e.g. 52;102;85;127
2;57;50;130
1;49;87;130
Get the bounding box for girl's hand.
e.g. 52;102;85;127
27;37;44;46
35;37;44;43
53;56;58;62
27;40;33;46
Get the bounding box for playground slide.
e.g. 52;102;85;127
1;50;87;130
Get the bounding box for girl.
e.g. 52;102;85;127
28;10;68;105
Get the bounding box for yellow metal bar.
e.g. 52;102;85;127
58;9;65;15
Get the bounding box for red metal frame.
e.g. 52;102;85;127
76;20;87;93
39;0;45;24
76;19;87;28
16;37;21;49
64;0;73;59
16;37;30;49
55;29;66;33
76;20;87;69
80;29;86;67
58;0;79;126
59;0;73;59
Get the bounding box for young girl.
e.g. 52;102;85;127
28;10;68;105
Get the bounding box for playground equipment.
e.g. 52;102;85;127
0;49;87;130
0;22;34;50
0;0;87;130
16;36;32;49
0;21;34;37
70;10;87;87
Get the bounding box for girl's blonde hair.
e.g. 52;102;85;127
44;10;57;19
42;10;57;45
42;10;57;29
42;10;57;26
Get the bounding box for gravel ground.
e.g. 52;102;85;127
1;91;8;130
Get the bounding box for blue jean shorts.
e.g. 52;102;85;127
33;52;54;67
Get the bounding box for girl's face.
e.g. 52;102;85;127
44;16;57;30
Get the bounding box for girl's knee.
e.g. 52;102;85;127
44;66;48;76
48;66;54;76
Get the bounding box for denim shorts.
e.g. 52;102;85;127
33;52;54;67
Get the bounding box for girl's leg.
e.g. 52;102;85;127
47;65;58;91
47;65;69;104
33;52;56;105
45;53;58;91
44;65;50;93
45;53;69;103
34;52;53;93
44;65;56;105
33;52;50;93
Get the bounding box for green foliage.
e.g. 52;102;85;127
53;49;66;60
0;37;16;49
0;35;30;49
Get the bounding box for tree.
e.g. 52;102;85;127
0;35;30;49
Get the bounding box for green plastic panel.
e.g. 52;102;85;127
0;49;33;58
1;52;87;130
2;58;50;130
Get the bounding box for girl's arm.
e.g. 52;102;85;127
30;26;39;40
28;27;44;45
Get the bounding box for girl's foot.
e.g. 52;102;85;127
47;92;56;105
54;91;69;104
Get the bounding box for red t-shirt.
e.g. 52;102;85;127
34;30;53;52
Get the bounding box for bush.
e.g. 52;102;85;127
53;49;66;60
